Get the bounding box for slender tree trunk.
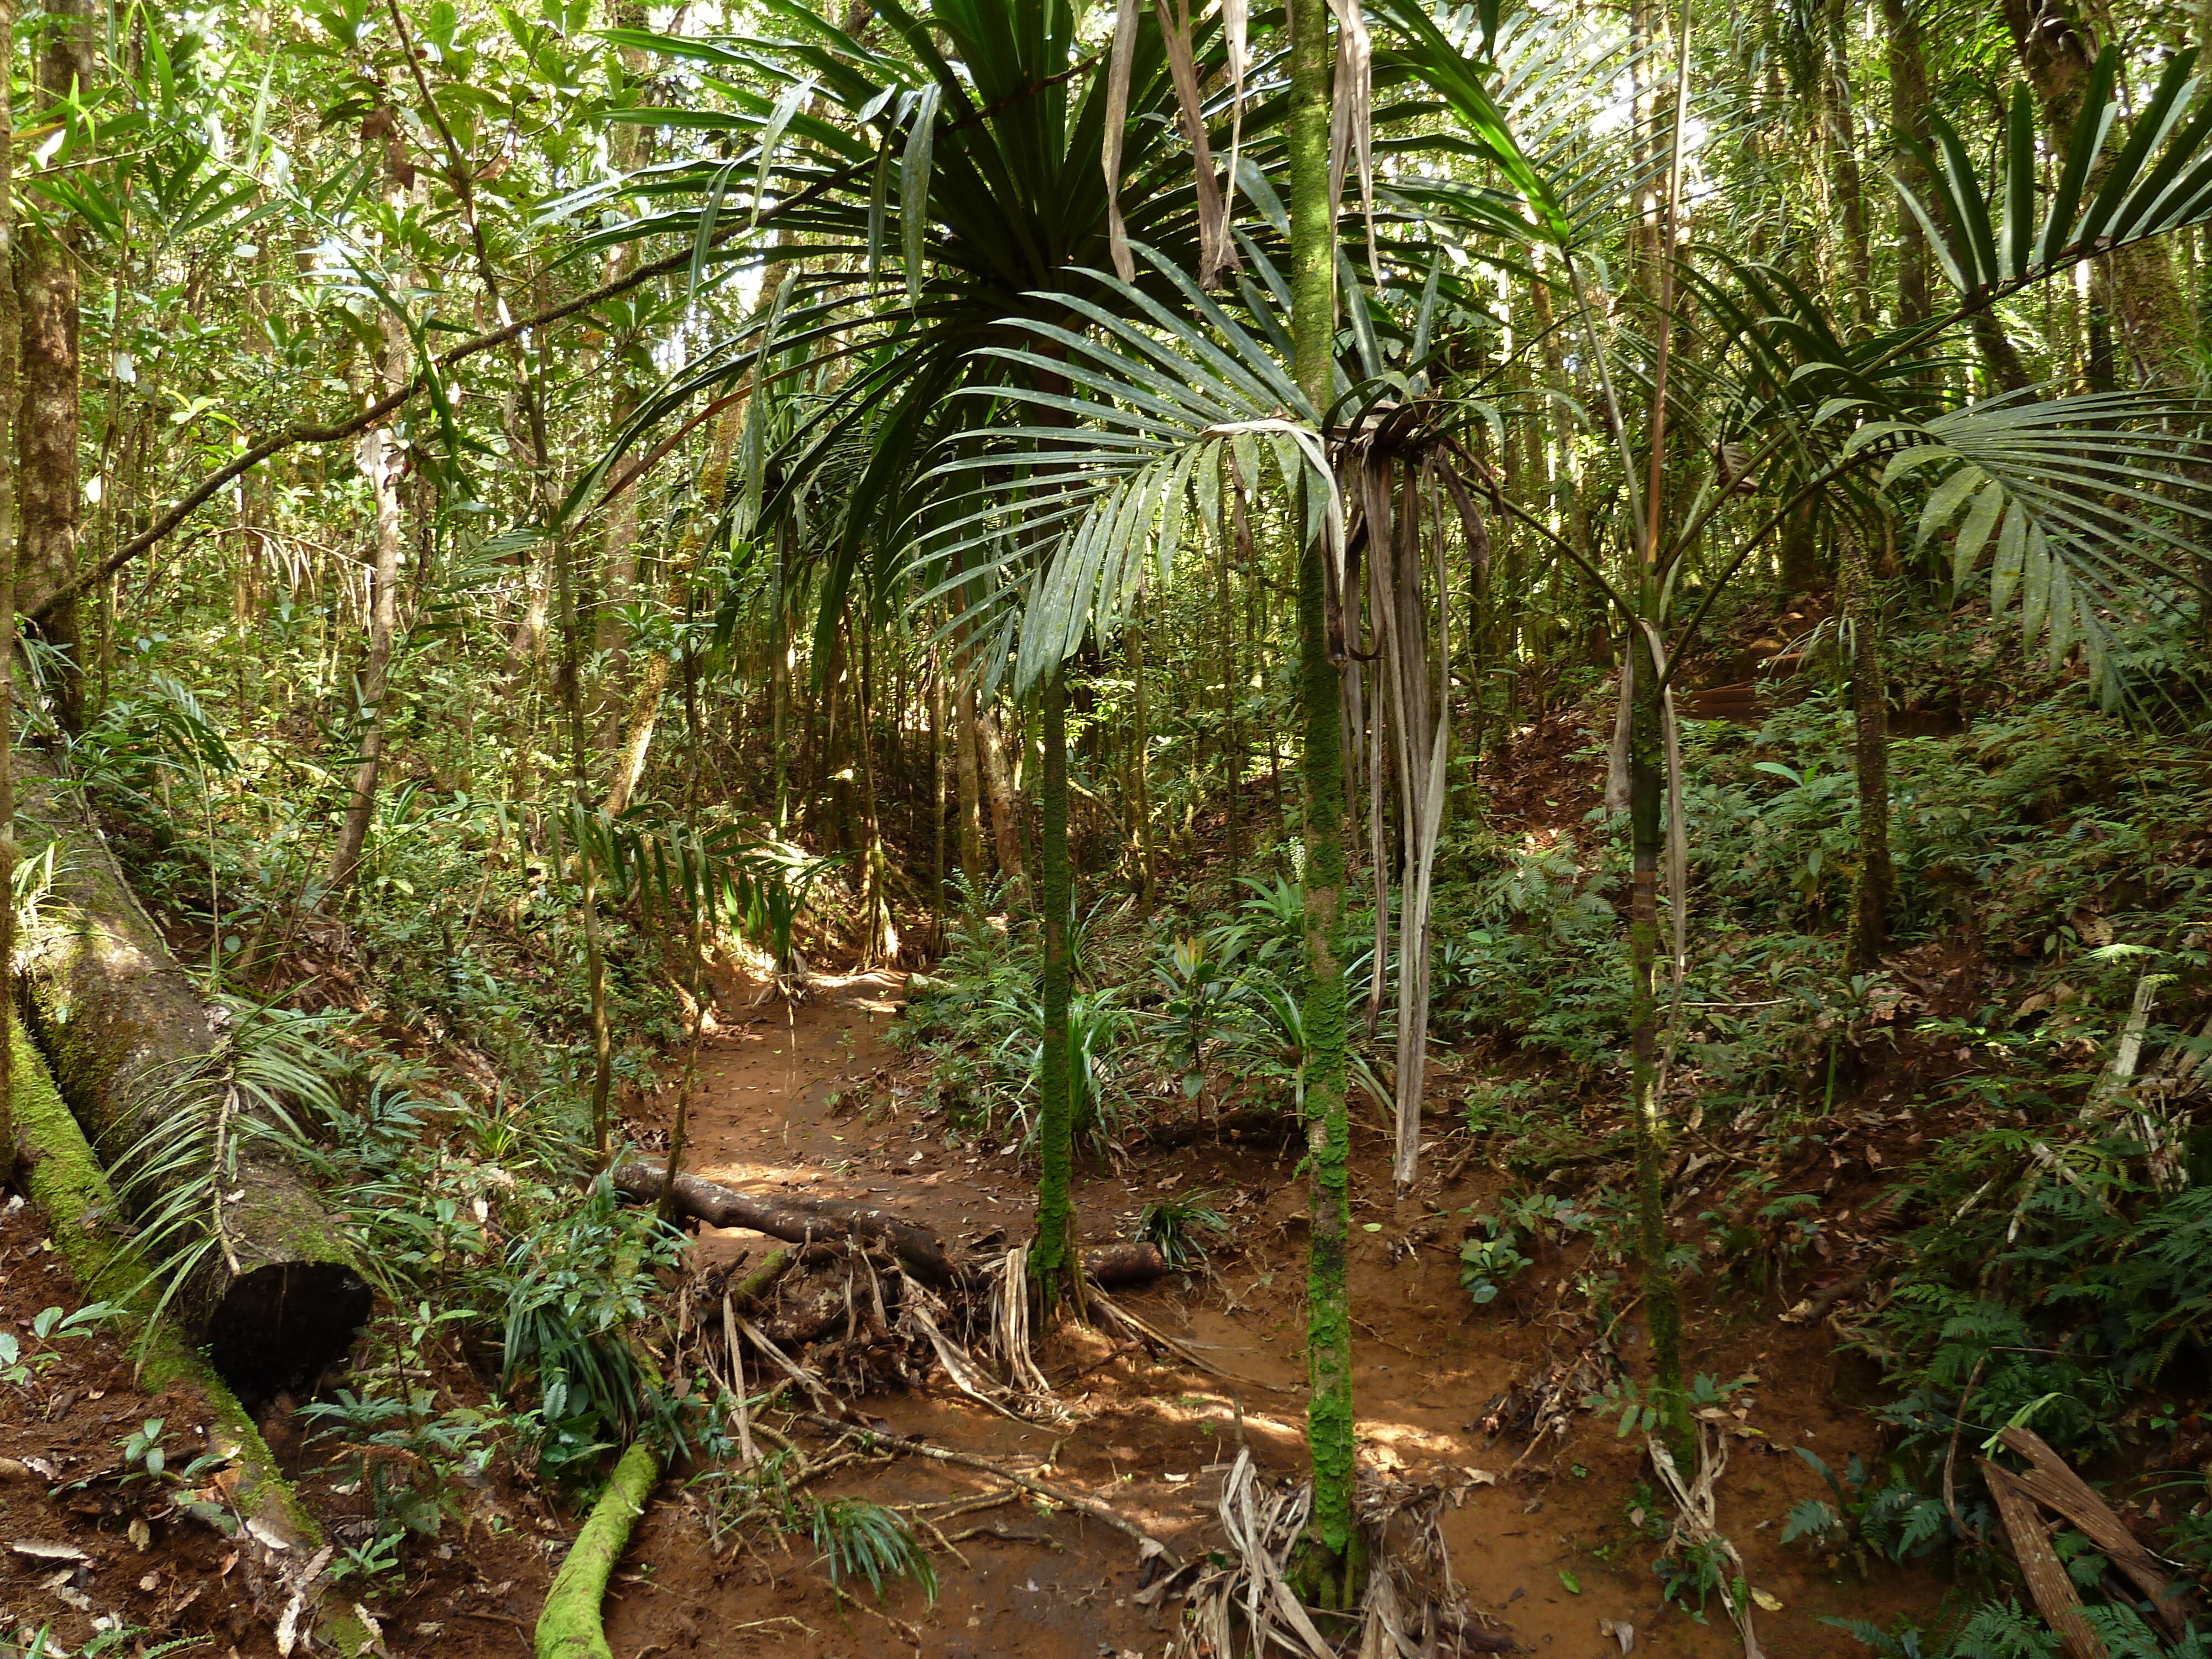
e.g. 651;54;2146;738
1129;613;1155;911
980;701;1026;895
18;0;92;734
772;520;792;833
1841;521;1893;968
602;401;741;816
1821;0;1872;331
0;0;19;1185
857;605;891;965
1219;517;1240;879
2002;0;2197;392
1030;664;1079;1308
929;651;947;948
1778;496;1820;599
1287;0;1360;1600
1623;635;1689;1447
1884;0;1933;332
954;677;985;881
324;325;410;899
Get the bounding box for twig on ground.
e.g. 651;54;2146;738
794;1411;1180;1567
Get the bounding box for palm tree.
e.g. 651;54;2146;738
910;0;2212;1541
583;0;1265;1307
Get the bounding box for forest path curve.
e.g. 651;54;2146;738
604;973;1933;1659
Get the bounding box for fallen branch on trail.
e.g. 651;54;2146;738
613;1160;959;1286
792;1411;1180;1570
534;1441;660;1659
13;750;370;1401
1136;1107;1300;1149
9;1017;374;1658
614;1160;1171;1291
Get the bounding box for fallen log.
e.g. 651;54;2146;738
9;1015;372;1657
13;750;369;1401
1085;1240;1171;1287
612;1160;959;1286
1136;1107;1298;1149
618;1163;1173;1292
535;1441;660;1659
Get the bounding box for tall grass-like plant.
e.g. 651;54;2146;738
810;1498;938;1605
495;1175;686;1484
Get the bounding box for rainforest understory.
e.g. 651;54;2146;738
3;0;2212;1656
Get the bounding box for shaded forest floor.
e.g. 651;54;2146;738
8;964;1949;1659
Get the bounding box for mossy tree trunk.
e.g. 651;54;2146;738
535;1440;661;1659
11;747;371;1397
0;0;19;1188
18;0;92;735
10;1017;373;1656
1030;662;1079;1308
1287;0;1360;1602
1624;630;1690;1448
1882;0;1932;332
1840;521;1893;970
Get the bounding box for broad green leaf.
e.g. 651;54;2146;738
1951;479;2007;589
1989;501;2026;614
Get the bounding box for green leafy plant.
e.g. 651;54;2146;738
1458;1217;1533;1306
1136;1190;1229;1269
809;1498;937;1605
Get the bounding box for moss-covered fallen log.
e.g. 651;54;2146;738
535;1441;661;1659
13;749;369;1400
9;1014;373;1657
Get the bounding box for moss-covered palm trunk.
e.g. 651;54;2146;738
1624;633;1689;1448
1030;664;1080;1307
1286;0;1360;1601
0;0;17;1188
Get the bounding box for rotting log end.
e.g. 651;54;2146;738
205;1259;374;1402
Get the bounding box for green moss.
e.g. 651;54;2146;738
1031;665;1078;1302
1285;0;1357;1584
1626;640;1691;1452
536;1441;661;1659
9;1014;373;1658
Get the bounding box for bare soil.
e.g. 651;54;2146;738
3;964;1950;1659
598;969;1949;1658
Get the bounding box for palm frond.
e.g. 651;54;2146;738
907;247;1344;696
1899;48;2212;304
1845;389;2212;691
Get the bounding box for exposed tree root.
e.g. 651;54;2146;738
534;1441;661;1659
791;1410;1180;1568
7;1014;374;1657
1178;1451;1517;1656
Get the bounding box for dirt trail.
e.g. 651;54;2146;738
609;973;1944;1659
